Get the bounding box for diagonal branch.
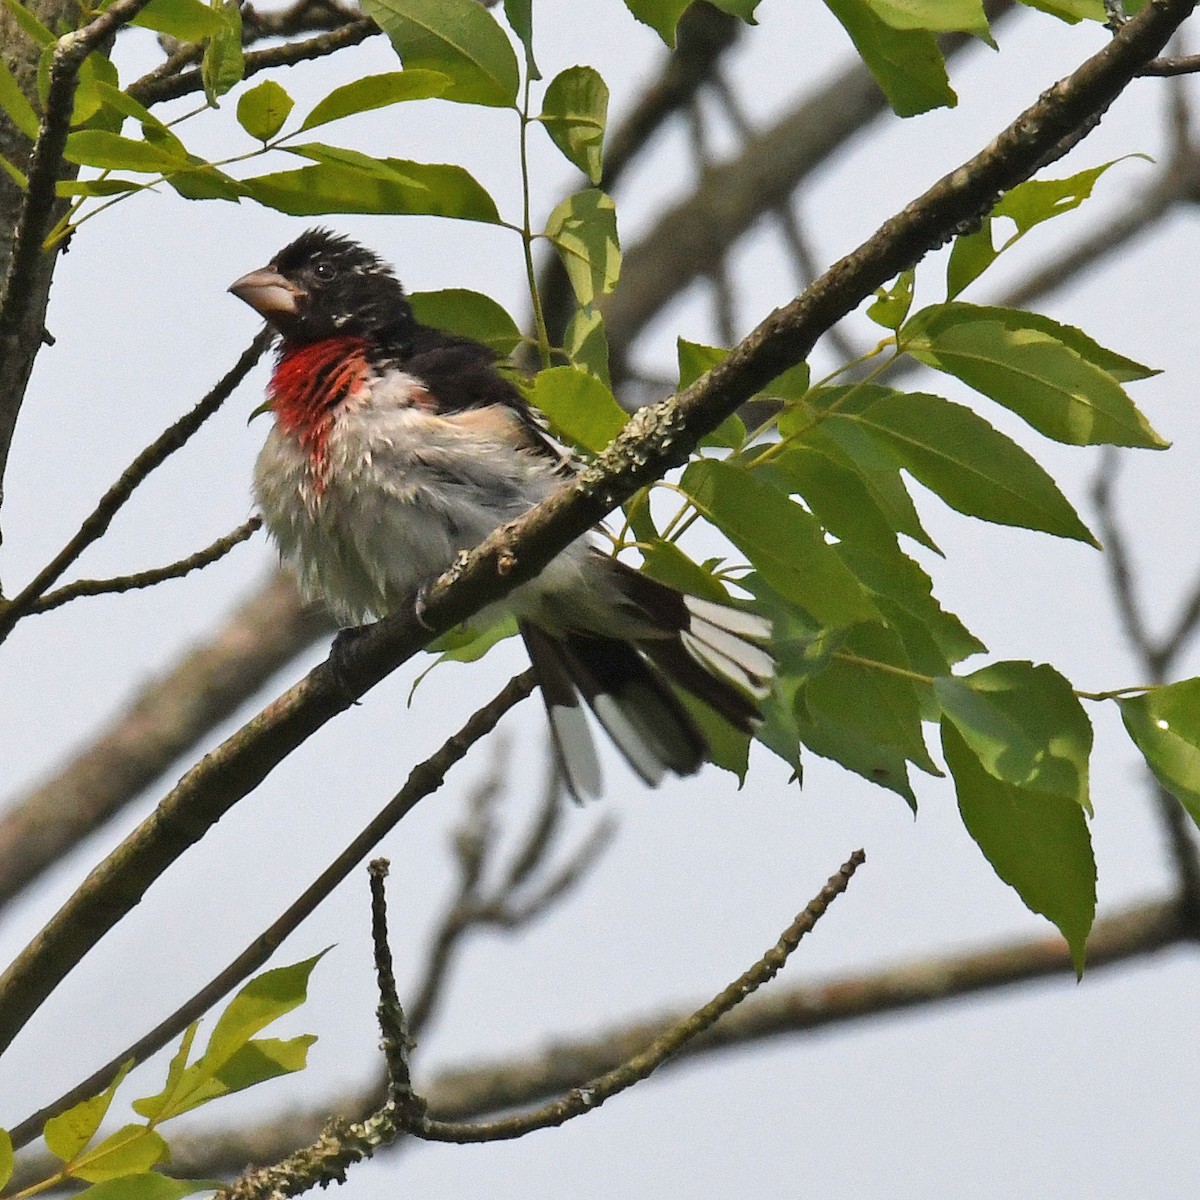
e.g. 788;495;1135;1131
0;0;1188;1060
6;671;536;1152
218;851;863;1197
0;329;273;642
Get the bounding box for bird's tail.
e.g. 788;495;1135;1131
519;563;773;799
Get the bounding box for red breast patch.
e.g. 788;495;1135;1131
268;336;370;482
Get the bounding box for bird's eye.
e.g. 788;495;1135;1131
312;261;337;281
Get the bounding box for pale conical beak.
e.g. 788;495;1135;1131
229;266;304;321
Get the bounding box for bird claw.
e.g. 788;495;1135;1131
328;623;374;704
413;581;436;630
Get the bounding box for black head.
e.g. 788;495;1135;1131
230;228;416;348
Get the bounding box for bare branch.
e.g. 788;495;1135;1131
0;571;331;913
28;518;262;616
6;894;1177;1187
1140;51;1200;75
218;851;863;1197
0;329;274;642
6;672;537;1152
0;0;1188;1060
128;18;380;107
0;0;157;549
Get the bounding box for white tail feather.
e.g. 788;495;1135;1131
687;614;775;683
547;702;602;799
592;695;668;787
685;596;772;642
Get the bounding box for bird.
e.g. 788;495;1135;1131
230;228;773;798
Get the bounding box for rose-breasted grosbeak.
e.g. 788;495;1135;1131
231;228;773;798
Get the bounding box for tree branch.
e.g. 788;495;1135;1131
0;0;1187;1060
0;571;332;913
0;329;273;642
217;851;863;1198
6;671;536;1152
27;517;262;616
0;0;159;536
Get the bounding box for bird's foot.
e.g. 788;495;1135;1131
413;581;437;631
328;622;375;703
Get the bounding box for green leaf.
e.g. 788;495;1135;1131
201;0;244;104
71;1127;168;1183
236;79;293;142
44;1062;134;1162
942;721;1095;975
532;365;627;452
935;661;1092;810
681;689;750;782
867;268;915;330
0;57;40;138
412;615;520;699
794;683;916;806
838;542;985;678
0;153;28;188
1016;0;1105;20
903;311;1166;449
360;0;519;107
502;0;539;78
57;178;145;198
243;152;499;221
680;458;879;629
907;302;1158;383
63;130;187;171
766;445;905;558
677;341;744;446
621;0;691;44
408;288;521;355
212;1035;317;1092
135;955;323;1121
1119;679;1200;830
787;420;938;552
298;69;451;131
201;953;324;1074
677;338;725;389
622;0;759;44
804;623;940;774
562;304;611;386
947;160;1141;297
130;0;223;40
639;540;732;604
539;66;608;184
820;387;1098;544
75;1175;221;1200
72;52;119;126
862;0;991;38
544;188;620;305
822;0;955;116
0;1128;13;1190
132;1022;198;1123
166;160;243;201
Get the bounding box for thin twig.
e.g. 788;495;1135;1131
0;328;273;642
28;518;262;616
128;18;379;107
6;670;537;1151
0;0;157;350
368;860;419;1105
8;894;1179;1188
1140;52;1200;75
405;759;612;1037
220;851;863;1197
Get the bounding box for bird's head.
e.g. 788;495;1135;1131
229;228;415;348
